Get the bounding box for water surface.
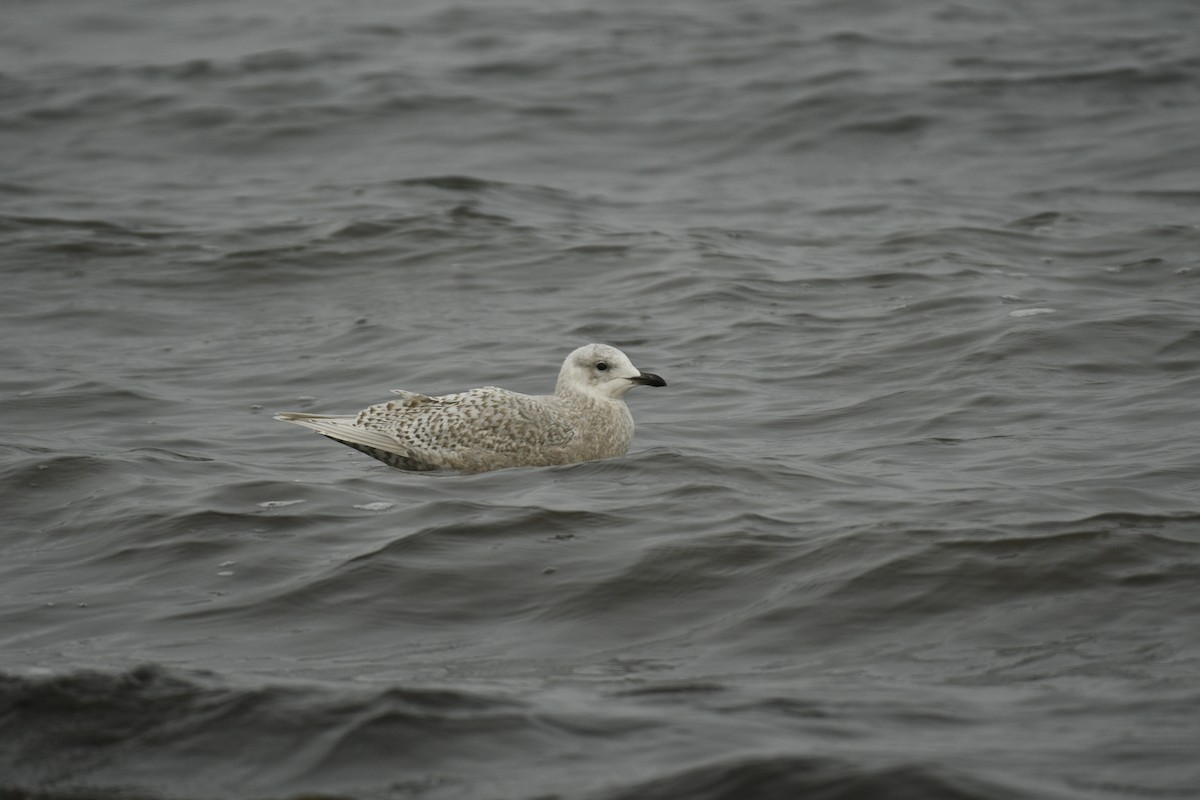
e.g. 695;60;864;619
2;1;1199;798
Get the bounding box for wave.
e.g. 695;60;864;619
0;664;532;799
595;755;1023;800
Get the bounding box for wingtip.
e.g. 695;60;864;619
275;411;330;423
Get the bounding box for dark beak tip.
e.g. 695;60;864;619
633;372;666;388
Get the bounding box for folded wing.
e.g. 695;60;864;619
277;387;577;471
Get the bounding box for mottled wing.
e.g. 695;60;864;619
359;387;577;467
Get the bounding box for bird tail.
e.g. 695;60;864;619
275;411;408;453
275;411;358;439
274;411;353;429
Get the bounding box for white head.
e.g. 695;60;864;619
555;343;666;400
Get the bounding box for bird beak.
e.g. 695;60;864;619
630;371;666;387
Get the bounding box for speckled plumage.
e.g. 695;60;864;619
276;344;666;473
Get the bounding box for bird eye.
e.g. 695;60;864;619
596;361;608;371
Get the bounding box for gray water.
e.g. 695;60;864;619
2;1;1200;798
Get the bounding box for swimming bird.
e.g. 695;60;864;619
275;343;666;473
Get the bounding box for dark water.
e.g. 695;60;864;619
3;1;1200;798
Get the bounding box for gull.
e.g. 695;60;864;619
275;343;666;473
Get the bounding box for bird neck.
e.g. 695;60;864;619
554;383;620;405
